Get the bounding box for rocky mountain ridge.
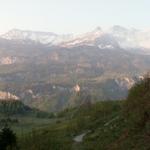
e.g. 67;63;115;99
0;26;150;111
1;26;150;54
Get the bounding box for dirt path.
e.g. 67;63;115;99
73;133;87;142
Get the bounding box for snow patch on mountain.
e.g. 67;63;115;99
2;29;73;45
61;27;103;47
1;26;150;51
109;26;150;49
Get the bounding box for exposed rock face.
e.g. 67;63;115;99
0;57;16;65
115;76;144;90
0;91;19;100
74;84;81;92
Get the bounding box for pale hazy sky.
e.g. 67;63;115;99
0;0;150;34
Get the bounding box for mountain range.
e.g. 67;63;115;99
0;26;150;112
2;26;150;52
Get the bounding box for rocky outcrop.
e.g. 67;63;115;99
0;91;19;100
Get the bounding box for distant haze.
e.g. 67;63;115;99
0;0;150;34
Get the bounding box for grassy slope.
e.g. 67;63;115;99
16;101;118;149
18;100;150;150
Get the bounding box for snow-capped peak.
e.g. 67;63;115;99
1;26;150;51
60;27;104;47
1;29;73;45
109;26;150;49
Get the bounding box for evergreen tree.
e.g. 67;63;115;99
0;125;18;150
